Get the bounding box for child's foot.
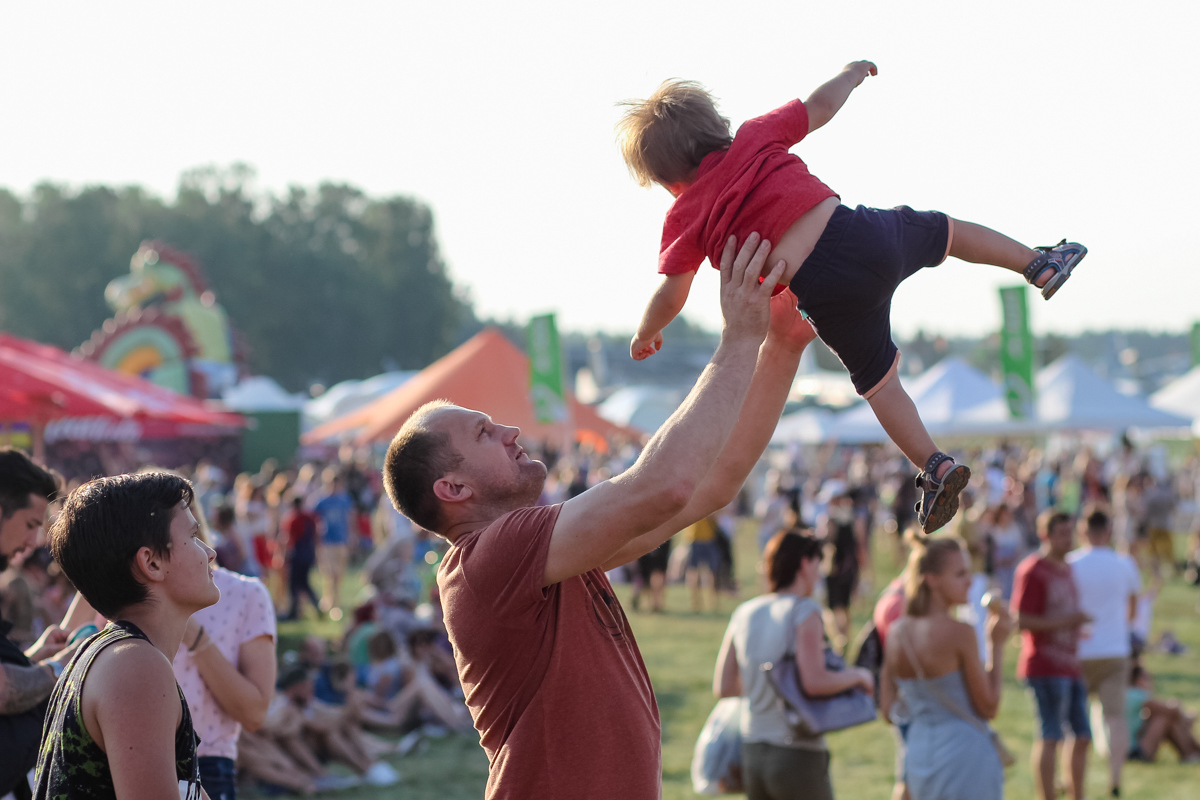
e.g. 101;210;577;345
1023;240;1087;300
914;452;971;534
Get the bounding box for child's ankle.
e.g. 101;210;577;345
934;459;953;480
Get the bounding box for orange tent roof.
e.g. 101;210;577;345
303;328;640;446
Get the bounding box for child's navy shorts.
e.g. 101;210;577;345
788;204;951;397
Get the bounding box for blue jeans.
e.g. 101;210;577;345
1027;676;1092;742
198;756;237;800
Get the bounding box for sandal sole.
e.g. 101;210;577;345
922;465;972;533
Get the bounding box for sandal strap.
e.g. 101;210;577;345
1022;252;1051;284
914;452;955;492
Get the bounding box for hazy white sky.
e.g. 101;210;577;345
3;1;1196;340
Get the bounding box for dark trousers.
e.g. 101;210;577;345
287;553;319;619
742;742;834;800
198;756;237;800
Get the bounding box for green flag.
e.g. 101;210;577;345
528;313;567;423
999;286;1035;419
1191;322;1200;368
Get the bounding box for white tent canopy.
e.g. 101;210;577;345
825;357;1003;443
222;376;307;412
596;386;685;434
304;370;418;429
956;356;1192;434
771;407;836;445
1150;365;1200;436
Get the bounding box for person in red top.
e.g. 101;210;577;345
1011;510;1093;800
381;238;817;800
280;497;320;621
617;61;1087;536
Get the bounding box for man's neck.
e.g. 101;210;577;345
1040;546;1067;564
115;601;192;660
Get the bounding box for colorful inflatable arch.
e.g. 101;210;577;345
76;242;245;398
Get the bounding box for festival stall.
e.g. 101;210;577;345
303;328;639;449
222;376;307;472
0;333;246;477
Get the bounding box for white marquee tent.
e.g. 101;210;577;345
1150;365;1200;436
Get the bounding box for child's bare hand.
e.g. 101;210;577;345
630;332;663;360
844;60;877;86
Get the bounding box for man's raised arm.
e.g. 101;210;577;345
543;234;785;586
603;287;816;569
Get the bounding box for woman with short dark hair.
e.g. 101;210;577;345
713;529;874;800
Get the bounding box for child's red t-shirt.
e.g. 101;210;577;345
658;99;837;275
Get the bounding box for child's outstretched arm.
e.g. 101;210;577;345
805;60;877;134
631;271;695;360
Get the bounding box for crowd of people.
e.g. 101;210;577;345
697;437;1200;800
4;424;1200;800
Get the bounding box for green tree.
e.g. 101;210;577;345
0;167;473;391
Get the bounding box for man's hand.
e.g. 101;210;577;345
717;233;784;346
25;624;68;663
766;288;818;354
1062;611;1093;630
630;331;663;360
843;60;877;87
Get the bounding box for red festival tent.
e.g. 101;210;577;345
303;328;639;447
0;333;246;459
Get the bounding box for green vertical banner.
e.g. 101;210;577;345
999;286;1035;419
1191;322;1200;368
528;313;567;423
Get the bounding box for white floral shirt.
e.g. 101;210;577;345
173;568;276;759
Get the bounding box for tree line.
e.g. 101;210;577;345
0;165;474;391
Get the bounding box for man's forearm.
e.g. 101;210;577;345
686;339;804;512
0;661;56;714
1017;612;1072;632
636;337;762;494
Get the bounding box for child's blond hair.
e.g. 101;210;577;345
616;79;733;188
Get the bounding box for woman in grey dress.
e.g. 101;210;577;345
880;533;1014;800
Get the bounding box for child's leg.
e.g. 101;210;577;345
866;374;951;479
948;220;1049;285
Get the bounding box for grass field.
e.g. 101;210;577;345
266;520;1200;799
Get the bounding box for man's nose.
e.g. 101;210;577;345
503;425;521;442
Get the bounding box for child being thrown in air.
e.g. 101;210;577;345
617;61;1086;534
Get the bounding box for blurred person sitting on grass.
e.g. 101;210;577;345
1126;664;1200;764
361;629;471;734
35;472;219;800
264;660;400;787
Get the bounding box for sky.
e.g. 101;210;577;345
2;1;1197;341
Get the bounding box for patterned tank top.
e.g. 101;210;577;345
31;621;201;800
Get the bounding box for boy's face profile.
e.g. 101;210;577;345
160;500;220;610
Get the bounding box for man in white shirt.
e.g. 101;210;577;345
1067;508;1141;798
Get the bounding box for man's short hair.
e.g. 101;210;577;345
383;400;462;533
0;447;60;520
617;79;733;187
1085;508;1110;534
1037;509;1072;538
49;471;194;618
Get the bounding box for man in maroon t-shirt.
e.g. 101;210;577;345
1012;510;1093;800
381;235;817;799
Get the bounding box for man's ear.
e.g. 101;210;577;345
132;546;168;586
433;476;472;505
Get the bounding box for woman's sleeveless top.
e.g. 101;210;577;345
32;621;201;800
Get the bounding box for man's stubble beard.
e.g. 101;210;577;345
475;459;548;514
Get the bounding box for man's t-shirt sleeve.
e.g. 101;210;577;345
1012;559;1045;617
739;99;810;148
461;504;562;620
